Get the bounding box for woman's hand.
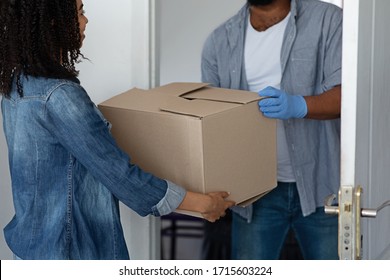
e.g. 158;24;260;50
177;191;236;222
200;192;236;222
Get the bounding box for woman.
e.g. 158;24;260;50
0;0;235;260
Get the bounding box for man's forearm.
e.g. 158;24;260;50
304;85;341;120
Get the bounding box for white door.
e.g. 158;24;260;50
326;0;390;260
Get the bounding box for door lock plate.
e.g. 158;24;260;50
338;185;361;259
325;186;390;259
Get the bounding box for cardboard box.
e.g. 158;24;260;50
99;83;276;216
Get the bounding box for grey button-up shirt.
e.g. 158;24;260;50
201;0;342;217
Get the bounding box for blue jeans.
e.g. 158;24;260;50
232;182;338;260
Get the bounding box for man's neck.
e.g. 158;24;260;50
249;0;291;32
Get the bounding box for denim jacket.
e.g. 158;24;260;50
201;0;342;217
1;76;186;259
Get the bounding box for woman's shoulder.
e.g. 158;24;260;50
15;75;84;99
44;77;84;97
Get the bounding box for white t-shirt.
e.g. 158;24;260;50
245;13;296;182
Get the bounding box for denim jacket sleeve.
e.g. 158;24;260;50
44;82;185;216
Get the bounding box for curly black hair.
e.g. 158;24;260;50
0;0;83;97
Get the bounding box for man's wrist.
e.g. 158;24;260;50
296;95;308;118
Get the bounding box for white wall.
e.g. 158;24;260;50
78;0;151;102
157;0;246;84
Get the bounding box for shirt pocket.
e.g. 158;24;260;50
289;47;318;91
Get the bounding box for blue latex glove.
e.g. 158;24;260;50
258;86;307;120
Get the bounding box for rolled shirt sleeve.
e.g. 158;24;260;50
154;180;187;216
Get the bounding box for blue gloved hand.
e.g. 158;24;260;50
258;86;307;120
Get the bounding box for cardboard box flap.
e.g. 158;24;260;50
99;88;168;113
160;97;238;118
149;82;209;97
184;87;261;104
99;88;147;109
